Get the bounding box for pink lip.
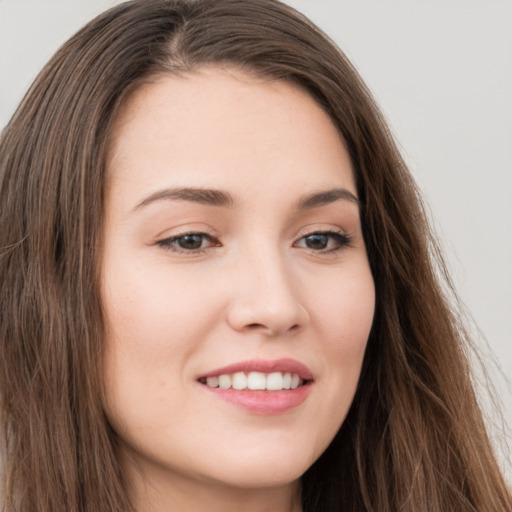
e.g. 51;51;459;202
197;358;314;414
197;358;314;380
202;385;312;414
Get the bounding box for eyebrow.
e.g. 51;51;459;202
133;187;234;211
297;188;359;209
132;186;359;212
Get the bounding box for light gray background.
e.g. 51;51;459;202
1;0;510;475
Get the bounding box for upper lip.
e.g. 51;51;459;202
197;358;314;381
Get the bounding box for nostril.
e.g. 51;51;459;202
244;322;301;334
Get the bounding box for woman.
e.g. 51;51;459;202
0;0;510;511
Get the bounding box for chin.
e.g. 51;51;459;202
196;441;317;489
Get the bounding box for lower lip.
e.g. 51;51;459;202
201;384;312;414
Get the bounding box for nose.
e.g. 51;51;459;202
226;248;310;337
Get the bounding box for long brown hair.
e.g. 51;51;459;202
0;1;510;510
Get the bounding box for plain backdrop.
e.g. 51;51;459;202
1;0;510;474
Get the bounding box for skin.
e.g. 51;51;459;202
101;67;375;512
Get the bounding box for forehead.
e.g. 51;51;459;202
106;66;355;202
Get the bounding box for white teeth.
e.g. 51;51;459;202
203;371;305;391
247;372;266;390
218;374;232;389
266;372;284;391
232;372;247;390
206;376;219;388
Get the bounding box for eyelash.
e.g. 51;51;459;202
156;230;352;255
156;232;220;254
294;230;352;253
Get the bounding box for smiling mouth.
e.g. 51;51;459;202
197;360;314;413
198;371;311;391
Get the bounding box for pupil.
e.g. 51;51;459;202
306;234;328;249
179;234;203;249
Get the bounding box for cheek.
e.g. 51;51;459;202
308;266;374;439
102;255;220;354
314;264;375;352
100;261;217;433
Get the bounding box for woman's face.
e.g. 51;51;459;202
102;67;375;500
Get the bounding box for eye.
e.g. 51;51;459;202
156;232;219;253
294;231;351;252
